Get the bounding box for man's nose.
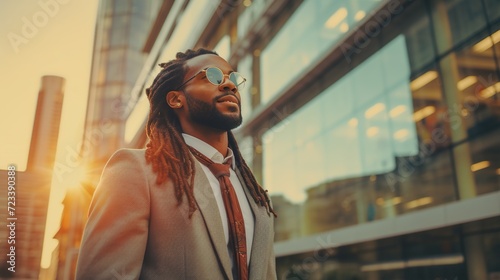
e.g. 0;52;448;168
218;75;237;93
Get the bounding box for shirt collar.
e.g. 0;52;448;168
182;133;236;169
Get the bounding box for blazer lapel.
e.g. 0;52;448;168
235;169;273;280
192;160;233;280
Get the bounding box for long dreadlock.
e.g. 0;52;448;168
145;48;276;218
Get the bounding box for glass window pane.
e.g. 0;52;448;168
262;1;500;278
430;0;488;53
106;49;125;82
110;14;129;47
359;99;395;174
484;0;500;24
455;129;500;196
382;36;411;89
237;0;270;39
125;50;145;83
294;98;322;146
388;83;419;157
263;150;297;200
131;0;150;16
482;225;500;274
214;35;230;61
259;0;500;244
238;136;254;168
321;77;355;131
261;0;381;104
100;87;123;119
295;137;326;194
352;52;385;108
129;16;149;51
113;0;131;15
263;36;459;240
404;5;435;72
324;121;362;180
237;55;253;124
438;32;500;146
96;51;108;86
104;0;113;16
100;16;112;50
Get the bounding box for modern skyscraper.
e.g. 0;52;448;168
27;75;65;173
82;0;162;164
0;75;65;279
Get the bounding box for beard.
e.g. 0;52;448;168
184;92;242;131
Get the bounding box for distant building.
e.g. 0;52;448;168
0;75;65;279
51;0;163;277
27;75;65;172
53;184;93;280
271;195;302;241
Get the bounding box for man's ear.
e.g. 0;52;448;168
166;90;184;109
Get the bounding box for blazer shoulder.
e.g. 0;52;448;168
106;148;147;165
78;148;151;279
97;148;151;191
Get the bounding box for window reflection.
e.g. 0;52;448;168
261;0;381;103
259;0;500;246
430;0;488;54
131;0;150;17
110;14;129;47
237;55;253;124
248;0;500;278
106;49;125;82
460;129;500;195
264;35;419;206
129;16;149;51
265;35;460;240
237;0;271;39
101;16;112;50
213;35;230;61
113;0;131;15
484;0;500;24
125;50;145;83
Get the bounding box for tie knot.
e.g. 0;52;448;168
208;162;230;178
188;146;233;179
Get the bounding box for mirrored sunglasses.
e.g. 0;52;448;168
177;67;247;90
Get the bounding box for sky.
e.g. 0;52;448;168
0;0;99;269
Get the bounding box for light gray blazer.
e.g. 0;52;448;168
75;148;276;280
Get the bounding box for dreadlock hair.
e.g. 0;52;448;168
145;48;277;218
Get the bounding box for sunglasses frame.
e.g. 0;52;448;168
176;67;246;91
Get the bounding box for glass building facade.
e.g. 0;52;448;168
84;0;162;161
120;0;500;278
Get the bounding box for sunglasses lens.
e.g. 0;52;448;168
230;72;246;90
205;67;246;90
206;67;224;85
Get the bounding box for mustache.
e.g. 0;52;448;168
214;92;240;104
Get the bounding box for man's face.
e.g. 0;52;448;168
179;54;242;131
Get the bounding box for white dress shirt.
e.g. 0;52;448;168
182;133;254;266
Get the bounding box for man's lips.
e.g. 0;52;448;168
217;95;239;105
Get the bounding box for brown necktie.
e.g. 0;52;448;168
189;147;248;280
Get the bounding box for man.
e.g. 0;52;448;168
76;48;277;280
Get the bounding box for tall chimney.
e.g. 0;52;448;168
27;75;65;172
